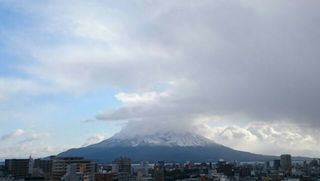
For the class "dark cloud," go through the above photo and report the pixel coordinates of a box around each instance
[93,0,320,128]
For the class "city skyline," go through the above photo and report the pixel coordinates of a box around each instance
[1,0,320,159]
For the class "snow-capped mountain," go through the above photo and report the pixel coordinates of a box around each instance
[59,131,275,162]
[89,132,217,148]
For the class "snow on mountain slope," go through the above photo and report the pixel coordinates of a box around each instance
[60,131,277,162]
[88,132,218,148]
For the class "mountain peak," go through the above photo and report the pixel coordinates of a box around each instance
[60,131,275,162]
[88,131,217,148]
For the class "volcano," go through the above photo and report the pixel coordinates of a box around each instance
[59,132,276,163]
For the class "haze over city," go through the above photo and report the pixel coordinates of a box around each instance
[1,0,320,160]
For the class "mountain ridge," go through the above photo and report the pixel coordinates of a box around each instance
[59,131,280,163]
[88,132,219,148]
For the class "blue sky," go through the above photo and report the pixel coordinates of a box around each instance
[0,1,125,158]
[0,33,124,155]
[1,0,320,159]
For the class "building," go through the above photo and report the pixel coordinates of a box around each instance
[112,157,131,174]
[217,160,234,177]
[273,159,280,170]
[0,163,5,177]
[94,173,114,181]
[280,154,292,174]
[153,161,164,181]
[61,163,85,181]
[51,157,96,181]
[135,161,150,181]
[112,157,132,181]
[5,159,30,179]
[34,158,52,174]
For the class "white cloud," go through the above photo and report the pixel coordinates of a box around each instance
[0,142,68,160]
[115,91,169,105]
[82,134,109,147]
[0,129,25,141]
[0,129,62,159]
[19,132,50,144]
[200,122,320,157]
[1,129,50,143]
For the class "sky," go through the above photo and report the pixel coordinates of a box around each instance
[0,0,320,160]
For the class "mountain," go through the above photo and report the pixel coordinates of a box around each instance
[59,132,276,163]
[89,132,216,147]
